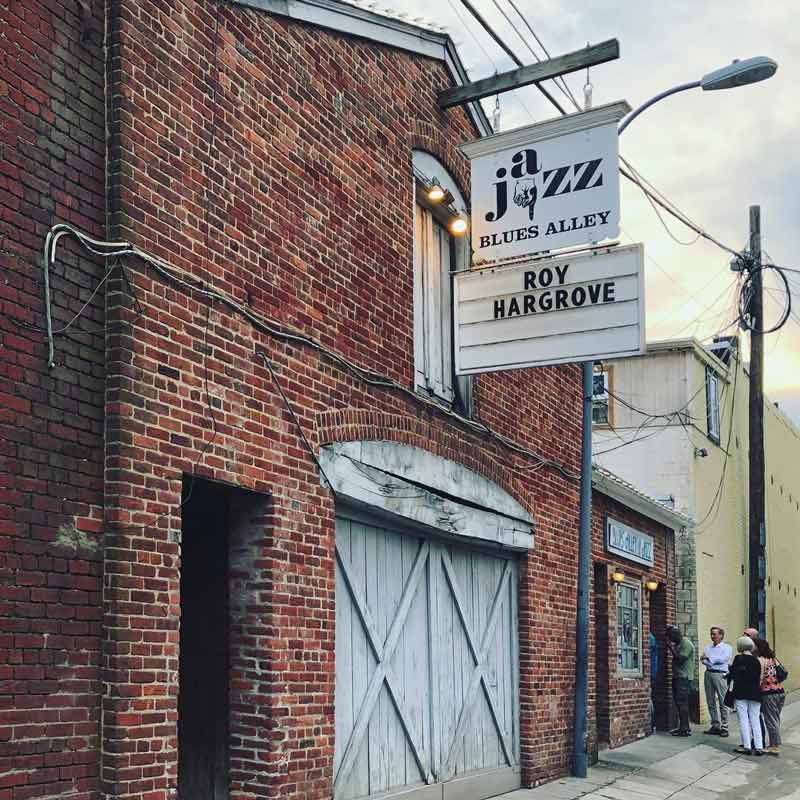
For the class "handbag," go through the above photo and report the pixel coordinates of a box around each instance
[775,660,789,683]
[724,689,735,709]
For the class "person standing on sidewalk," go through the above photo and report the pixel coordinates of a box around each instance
[755,637,785,756]
[666,625,694,736]
[702,627,732,737]
[728,636,764,756]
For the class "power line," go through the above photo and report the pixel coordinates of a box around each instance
[489,0,581,111]
[457,0,567,113]
[504,0,582,110]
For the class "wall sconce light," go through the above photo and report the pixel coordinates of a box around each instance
[645,579,659,592]
[449,215,469,236]
[611,568,626,584]
[694,447,709,458]
[427,181,446,203]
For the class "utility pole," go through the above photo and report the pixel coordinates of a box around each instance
[747,205,766,637]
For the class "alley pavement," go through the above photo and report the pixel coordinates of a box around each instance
[503,695,800,800]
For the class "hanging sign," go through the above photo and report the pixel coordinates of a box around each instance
[606,517,655,567]
[453,243,645,374]
[460,101,630,263]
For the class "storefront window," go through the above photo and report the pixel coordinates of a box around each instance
[616,580,641,673]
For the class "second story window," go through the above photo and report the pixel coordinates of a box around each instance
[412,151,471,414]
[592,366,612,426]
[706,367,720,443]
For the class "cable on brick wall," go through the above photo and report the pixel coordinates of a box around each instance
[38,223,579,499]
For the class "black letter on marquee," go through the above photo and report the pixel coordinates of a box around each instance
[524,271,536,290]
[573,159,604,191]
[494,299,505,319]
[510,149,540,179]
[542,166,572,198]
[603,282,616,302]
[555,289,568,309]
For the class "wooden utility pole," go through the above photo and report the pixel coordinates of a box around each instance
[748,205,766,636]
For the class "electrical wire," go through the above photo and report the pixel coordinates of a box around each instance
[489,0,580,111]
[503,0,582,110]
[38,224,580,497]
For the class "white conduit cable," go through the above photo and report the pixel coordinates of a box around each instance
[40,223,579,481]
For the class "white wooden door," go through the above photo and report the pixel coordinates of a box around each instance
[335,515,519,800]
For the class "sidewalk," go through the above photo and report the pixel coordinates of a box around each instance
[502,694,800,800]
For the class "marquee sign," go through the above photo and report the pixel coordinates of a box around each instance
[453,244,645,374]
[460,101,631,263]
[606,517,655,567]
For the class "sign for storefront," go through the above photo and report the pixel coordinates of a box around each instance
[460,101,630,264]
[453,243,645,374]
[606,517,654,567]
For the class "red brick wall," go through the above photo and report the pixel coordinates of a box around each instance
[100,2,584,797]
[588,491,677,752]
[0,1,106,797]
[3,1,590,798]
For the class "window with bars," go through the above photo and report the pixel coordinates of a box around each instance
[616,580,642,674]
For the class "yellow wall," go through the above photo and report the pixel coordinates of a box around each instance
[688,346,798,710]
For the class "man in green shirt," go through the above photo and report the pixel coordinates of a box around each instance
[666,625,694,736]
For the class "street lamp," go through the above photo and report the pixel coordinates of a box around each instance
[618,56,778,134]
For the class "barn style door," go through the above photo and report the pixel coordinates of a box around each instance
[335,515,519,800]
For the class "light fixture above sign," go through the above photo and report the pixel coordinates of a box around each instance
[460,101,630,264]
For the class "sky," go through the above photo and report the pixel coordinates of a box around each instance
[393,0,800,420]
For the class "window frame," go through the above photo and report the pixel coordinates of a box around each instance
[412,152,472,416]
[705,367,721,444]
[616,577,643,677]
[592,365,613,428]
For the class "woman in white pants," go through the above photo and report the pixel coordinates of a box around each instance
[727,636,764,755]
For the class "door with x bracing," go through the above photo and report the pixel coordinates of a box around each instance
[334,515,520,800]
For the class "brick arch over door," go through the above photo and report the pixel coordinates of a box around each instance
[409,125,471,200]
[316,409,530,513]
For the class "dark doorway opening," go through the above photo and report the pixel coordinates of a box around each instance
[593,563,610,748]
[178,477,232,800]
[648,585,671,730]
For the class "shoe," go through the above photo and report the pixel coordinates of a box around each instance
[752,749,764,757]
[734,746,751,755]
[718,729,729,738]
[671,729,691,737]
[704,726,721,735]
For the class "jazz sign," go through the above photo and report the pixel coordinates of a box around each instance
[461,101,631,263]
[454,244,645,374]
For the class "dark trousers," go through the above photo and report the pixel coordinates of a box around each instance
[673,677,691,731]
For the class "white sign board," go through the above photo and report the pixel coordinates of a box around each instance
[606,517,655,567]
[461,101,630,263]
[454,244,645,374]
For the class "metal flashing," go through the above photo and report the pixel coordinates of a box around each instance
[592,464,693,531]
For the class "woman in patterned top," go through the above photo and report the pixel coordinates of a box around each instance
[755,638,785,756]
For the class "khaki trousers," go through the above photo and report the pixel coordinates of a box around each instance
[704,670,729,729]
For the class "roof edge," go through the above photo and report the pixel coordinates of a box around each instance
[592,464,693,531]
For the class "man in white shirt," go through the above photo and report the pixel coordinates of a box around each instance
[701,626,733,736]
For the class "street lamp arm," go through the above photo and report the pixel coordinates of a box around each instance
[618,80,701,135]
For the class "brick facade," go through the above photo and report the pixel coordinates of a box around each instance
[0,1,106,798]
[0,1,667,798]
[588,491,677,753]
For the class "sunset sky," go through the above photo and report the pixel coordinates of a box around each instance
[397,0,800,419]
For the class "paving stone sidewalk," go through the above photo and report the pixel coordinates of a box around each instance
[502,694,800,800]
